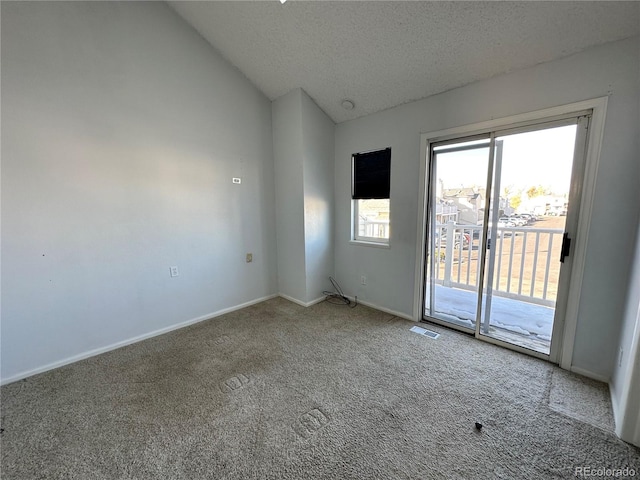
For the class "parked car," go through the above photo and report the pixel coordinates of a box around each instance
[517,214,535,224]
[548,207,567,216]
[486,221,507,238]
[436,230,471,250]
[499,216,517,227]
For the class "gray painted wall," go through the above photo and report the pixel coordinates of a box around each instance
[334,36,640,379]
[1,1,277,382]
[273,89,335,304]
[273,90,307,302]
[611,219,640,446]
[301,92,335,303]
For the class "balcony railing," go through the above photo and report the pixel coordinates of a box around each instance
[359,219,390,239]
[431,222,564,307]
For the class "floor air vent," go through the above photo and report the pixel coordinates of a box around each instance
[409,326,440,339]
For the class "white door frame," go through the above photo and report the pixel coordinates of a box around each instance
[413,97,608,371]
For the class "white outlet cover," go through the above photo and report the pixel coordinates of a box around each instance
[232,177,241,184]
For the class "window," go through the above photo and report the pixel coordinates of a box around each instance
[354,198,390,242]
[352,148,391,243]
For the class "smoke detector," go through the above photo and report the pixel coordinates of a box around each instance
[341,99,355,110]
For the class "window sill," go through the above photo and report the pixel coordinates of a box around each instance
[349,240,390,249]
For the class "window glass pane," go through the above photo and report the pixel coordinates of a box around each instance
[356,199,390,240]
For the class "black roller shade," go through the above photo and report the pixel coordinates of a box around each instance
[352,148,391,199]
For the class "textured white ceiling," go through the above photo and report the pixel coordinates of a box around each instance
[169,1,640,123]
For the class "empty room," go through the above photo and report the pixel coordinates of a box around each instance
[2,1,639,478]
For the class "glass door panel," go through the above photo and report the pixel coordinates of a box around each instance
[424,138,491,332]
[479,124,579,355]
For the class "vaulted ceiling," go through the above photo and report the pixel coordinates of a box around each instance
[170,1,640,123]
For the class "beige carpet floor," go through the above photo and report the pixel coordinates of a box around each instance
[1,297,638,479]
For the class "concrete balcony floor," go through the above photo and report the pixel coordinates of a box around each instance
[426,284,554,354]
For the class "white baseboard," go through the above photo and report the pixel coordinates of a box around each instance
[278,292,414,321]
[569,366,610,384]
[278,293,326,307]
[306,296,327,307]
[0,293,279,386]
[278,291,414,322]
[610,384,621,433]
[348,297,415,321]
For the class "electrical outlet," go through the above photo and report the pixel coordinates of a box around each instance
[170,266,179,277]
[618,348,624,367]
[232,177,241,184]
[360,275,366,285]
[246,253,253,263]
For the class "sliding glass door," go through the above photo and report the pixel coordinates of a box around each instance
[425,137,491,333]
[424,115,590,359]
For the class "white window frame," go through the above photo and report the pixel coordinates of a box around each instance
[352,198,390,246]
